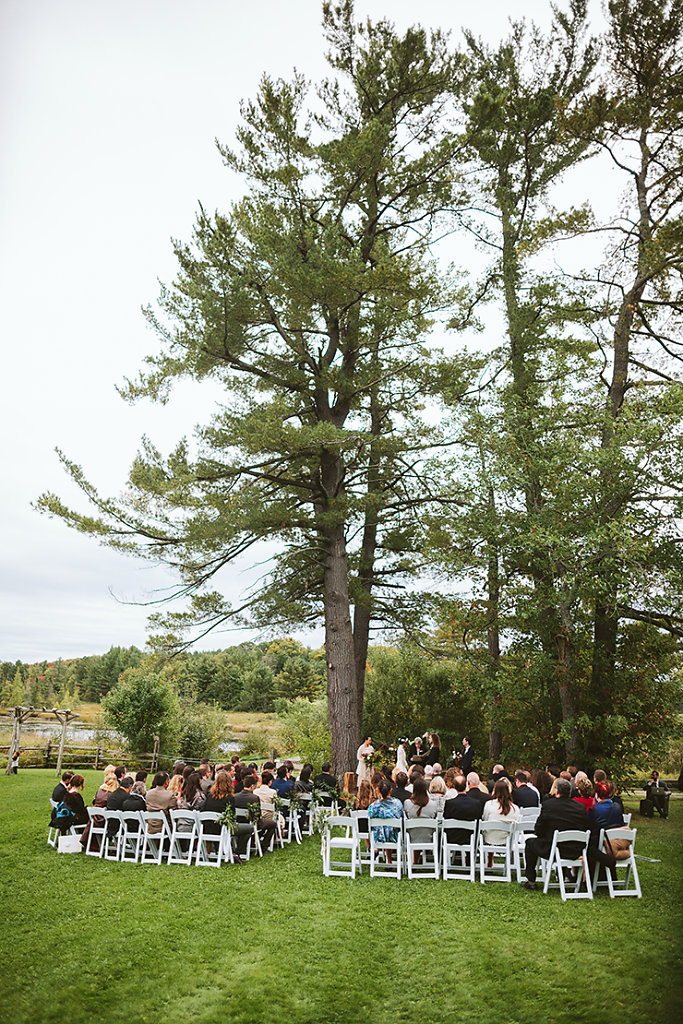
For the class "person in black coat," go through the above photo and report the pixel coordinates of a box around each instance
[391,772,411,804]
[513,770,540,808]
[106,776,142,834]
[522,779,613,889]
[460,737,474,776]
[51,771,74,804]
[443,776,484,844]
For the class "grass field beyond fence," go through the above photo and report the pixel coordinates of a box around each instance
[2,770,681,1024]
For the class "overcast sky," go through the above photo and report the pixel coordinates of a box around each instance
[1,0,605,663]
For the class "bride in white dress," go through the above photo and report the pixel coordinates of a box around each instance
[356,735,374,784]
[395,740,409,775]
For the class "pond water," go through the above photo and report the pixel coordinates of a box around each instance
[9,720,240,752]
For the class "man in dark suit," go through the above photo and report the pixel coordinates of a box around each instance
[106,775,145,835]
[465,773,491,811]
[522,779,591,889]
[391,772,411,804]
[234,774,277,853]
[460,737,474,776]
[51,771,73,804]
[513,770,540,808]
[443,775,483,844]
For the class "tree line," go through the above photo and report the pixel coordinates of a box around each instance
[37,0,683,772]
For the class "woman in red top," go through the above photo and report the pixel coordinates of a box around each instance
[573,774,596,812]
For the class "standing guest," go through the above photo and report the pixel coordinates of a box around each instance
[395,741,409,776]
[424,733,442,767]
[409,736,424,765]
[481,779,521,846]
[391,772,411,804]
[146,771,178,833]
[52,771,74,804]
[460,737,474,776]
[10,748,22,773]
[513,770,540,808]
[356,735,374,785]
[131,771,148,797]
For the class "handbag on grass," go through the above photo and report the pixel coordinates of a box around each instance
[58,834,83,854]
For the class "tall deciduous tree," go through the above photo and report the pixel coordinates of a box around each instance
[38,3,468,772]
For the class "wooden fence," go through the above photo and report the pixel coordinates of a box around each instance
[0,743,161,772]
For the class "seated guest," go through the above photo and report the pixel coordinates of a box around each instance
[513,770,540,808]
[590,781,625,830]
[391,772,411,804]
[429,775,447,814]
[106,775,141,835]
[177,772,205,825]
[94,765,119,807]
[443,775,484,843]
[295,766,314,793]
[466,772,491,810]
[146,771,178,833]
[63,774,89,829]
[313,762,338,801]
[370,771,384,799]
[406,764,425,792]
[481,779,521,845]
[487,764,510,792]
[202,770,235,838]
[368,778,403,861]
[530,768,552,802]
[234,774,277,852]
[573,776,596,813]
[199,760,214,795]
[404,777,438,846]
[132,771,148,797]
[522,779,589,889]
[271,765,294,797]
[443,768,459,800]
[167,763,186,797]
[254,771,277,821]
[644,770,670,819]
[51,771,73,804]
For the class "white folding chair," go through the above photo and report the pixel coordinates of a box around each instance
[167,809,199,865]
[404,819,440,878]
[442,819,478,881]
[84,806,109,857]
[541,829,593,900]
[119,811,145,863]
[592,827,641,898]
[622,812,632,827]
[298,794,314,836]
[235,807,262,860]
[140,811,172,865]
[369,816,403,878]
[479,820,514,883]
[195,812,233,867]
[512,818,538,882]
[322,815,359,877]
[351,810,371,872]
[48,799,59,848]
[519,806,541,826]
[101,811,124,860]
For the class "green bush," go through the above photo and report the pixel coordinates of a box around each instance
[239,726,273,760]
[102,666,180,754]
[276,698,331,766]
[178,702,227,760]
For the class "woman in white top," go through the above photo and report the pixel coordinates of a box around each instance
[429,775,447,814]
[356,735,374,785]
[481,779,520,844]
[395,741,409,776]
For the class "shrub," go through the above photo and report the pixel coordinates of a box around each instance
[276,698,331,766]
[102,667,180,754]
[239,726,273,760]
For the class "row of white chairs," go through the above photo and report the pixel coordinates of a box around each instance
[321,811,640,899]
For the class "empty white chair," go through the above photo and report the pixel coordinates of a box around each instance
[404,818,440,879]
[322,815,359,877]
[101,811,124,861]
[195,812,233,867]
[351,810,371,872]
[512,818,538,883]
[592,827,641,898]
[479,820,514,883]
[519,806,541,825]
[442,819,478,882]
[140,811,172,865]
[167,809,199,866]
[119,811,145,863]
[369,816,403,879]
[541,829,593,900]
[84,806,109,858]
[622,812,632,827]
[298,793,314,836]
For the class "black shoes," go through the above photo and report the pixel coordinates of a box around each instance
[521,881,538,891]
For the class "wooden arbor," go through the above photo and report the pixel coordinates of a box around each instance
[4,705,80,776]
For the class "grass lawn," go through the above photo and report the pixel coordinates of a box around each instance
[2,771,681,1024]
